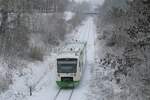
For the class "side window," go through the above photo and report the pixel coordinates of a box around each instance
[79,51,84,72]
[79,60,81,72]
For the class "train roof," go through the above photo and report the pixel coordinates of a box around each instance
[57,41,86,59]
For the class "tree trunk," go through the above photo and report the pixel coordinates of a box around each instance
[0,8,8,34]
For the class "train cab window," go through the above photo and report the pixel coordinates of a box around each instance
[57,58,77,73]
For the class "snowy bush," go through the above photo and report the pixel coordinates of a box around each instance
[29,46,44,61]
[0,74,10,93]
[95,0,150,100]
[0,59,13,93]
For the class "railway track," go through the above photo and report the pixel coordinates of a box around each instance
[53,18,92,100]
[53,88,74,100]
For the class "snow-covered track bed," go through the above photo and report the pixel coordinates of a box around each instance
[53,89,74,100]
[25,17,96,100]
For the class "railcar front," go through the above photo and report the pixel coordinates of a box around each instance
[56,57,80,88]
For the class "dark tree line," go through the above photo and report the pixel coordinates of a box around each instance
[95,0,150,99]
[0,0,69,58]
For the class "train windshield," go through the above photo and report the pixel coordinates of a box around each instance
[57,58,77,73]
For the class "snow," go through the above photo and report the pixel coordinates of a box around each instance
[26,17,96,100]
[0,16,99,100]
[0,0,112,99]
[64,12,75,21]
[72,17,96,100]
[0,54,57,100]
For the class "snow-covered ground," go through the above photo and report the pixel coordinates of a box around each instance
[25,17,96,100]
[64,12,75,21]
[0,12,120,100]
[0,14,106,100]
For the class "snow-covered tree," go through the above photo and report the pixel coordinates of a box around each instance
[95,0,150,99]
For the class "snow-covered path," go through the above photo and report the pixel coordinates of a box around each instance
[27,17,97,100]
[71,17,96,100]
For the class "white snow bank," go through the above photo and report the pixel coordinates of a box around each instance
[0,54,57,100]
[64,11,75,21]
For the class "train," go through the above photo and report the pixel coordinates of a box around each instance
[56,41,87,88]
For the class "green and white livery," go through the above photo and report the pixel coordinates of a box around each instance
[56,41,87,88]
